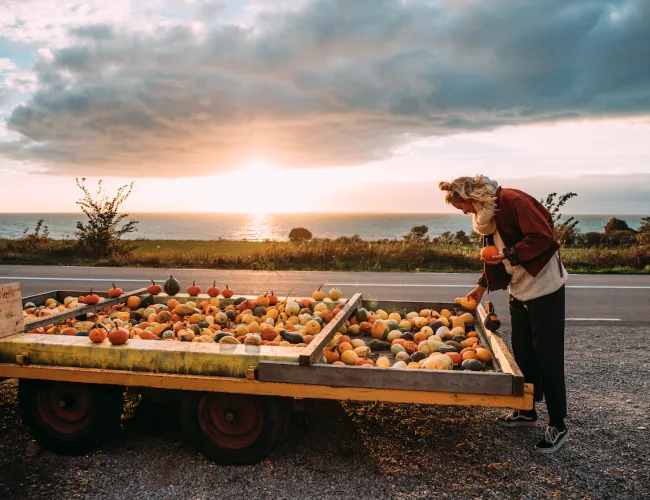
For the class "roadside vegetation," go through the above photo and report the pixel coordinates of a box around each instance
[1,182,649,273]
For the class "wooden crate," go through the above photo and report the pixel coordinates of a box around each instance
[258,298,524,397]
[1,290,360,378]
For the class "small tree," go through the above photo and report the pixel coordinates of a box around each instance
[75,178,138,257]
[407,225,429,240]
[289,227,313,242]
[604,217,631,234]
[541,192,579,244]
[454,230,471,245]
[432,231,452,244]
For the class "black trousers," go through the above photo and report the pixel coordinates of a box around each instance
[509,285,567,424]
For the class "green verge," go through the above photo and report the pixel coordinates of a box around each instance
[1,238,649,274]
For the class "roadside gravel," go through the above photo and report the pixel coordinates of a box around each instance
[1,323,648,499]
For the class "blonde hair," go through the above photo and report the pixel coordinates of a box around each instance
[439,175,500,235]
[438,175,499,206]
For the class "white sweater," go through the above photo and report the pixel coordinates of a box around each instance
[493,230,568,302]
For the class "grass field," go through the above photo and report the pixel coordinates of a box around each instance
[1,237,649,273]
[132,239,282,255]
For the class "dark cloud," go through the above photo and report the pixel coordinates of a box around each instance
[1,0,650,176]
[69,24,114,41]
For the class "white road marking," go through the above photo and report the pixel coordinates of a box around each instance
[0,277,157,282]
[566,318,622,321]
[324,283,650,289]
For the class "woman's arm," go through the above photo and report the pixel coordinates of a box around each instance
[501,194,557,265]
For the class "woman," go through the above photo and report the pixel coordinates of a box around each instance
[439,175,568,454]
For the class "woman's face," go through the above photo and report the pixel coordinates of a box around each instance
[450,198,476,214]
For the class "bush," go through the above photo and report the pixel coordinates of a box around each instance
[603,230,637,247]
[582,232,605,247]
[406,225,429,240]
[288,227,313,241]
[605,217,632,234]
[75,178,138,258]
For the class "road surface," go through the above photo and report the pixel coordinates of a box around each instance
[2,265,649,324]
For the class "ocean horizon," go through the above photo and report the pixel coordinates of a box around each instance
[0,212,645,242]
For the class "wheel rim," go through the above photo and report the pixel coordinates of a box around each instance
[197,394,263,450]
[36,382,94,434]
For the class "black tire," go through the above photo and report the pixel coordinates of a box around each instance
[180,392,291,465]
[18,379,124,455]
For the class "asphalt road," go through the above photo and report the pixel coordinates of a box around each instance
[2,264,650,324]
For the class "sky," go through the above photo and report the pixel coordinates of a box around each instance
[1,0,650,214]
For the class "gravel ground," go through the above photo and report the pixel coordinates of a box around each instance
[1,323,649,500]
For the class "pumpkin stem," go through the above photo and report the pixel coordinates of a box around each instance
[213,280,216,288]
[285,288,294,301]
[192,280,196,286]
[317,284,323,292]
[111,283,116,289]
[151,280,156,286]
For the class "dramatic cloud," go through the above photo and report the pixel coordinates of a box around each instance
[1,0,650,176]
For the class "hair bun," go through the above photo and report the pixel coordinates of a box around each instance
[438,181,451,191]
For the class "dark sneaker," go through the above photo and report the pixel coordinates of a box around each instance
[496,409,538,427]
[535,426,569,454]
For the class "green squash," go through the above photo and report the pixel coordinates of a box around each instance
[462,359,485,371]
[161,330,175,340]
[355,308,369,322]
[233,297,246,305]
[438,344,457,354]
[163,275,181,295]
[75,330,90,337]
[253,306,266,317]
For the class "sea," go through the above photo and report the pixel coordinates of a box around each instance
[0,213,645,242]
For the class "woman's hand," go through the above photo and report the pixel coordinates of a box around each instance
[481,252,506,265]
[467,286,486,304]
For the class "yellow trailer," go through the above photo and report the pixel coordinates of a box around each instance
[0,283,532,465]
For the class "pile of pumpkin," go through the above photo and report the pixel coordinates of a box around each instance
[23,278,346,348]
[321,297,493,371]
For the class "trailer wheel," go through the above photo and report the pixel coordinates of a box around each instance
[18,379,123,455]
[180,392,291,465]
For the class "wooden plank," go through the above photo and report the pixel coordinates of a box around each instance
[258,361,515,395]
[477,304,525,396]
[361,300,463,313]
[0,364,534,410]
[0,283,24,340]
[298,293,362,366]
[0,332,301,377]
[23,287,148,331]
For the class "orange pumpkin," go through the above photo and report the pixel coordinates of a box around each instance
[222,285,234,298]
[445,352,462,366]
[467,331,479,338]
[187,281,201,296]
[481,245,500,261]
[147,280,162,295]
[207,281,220,297]
[108,328,129,345]
[108,284,123,298]
[323,347,340,364]
[268,291,278,306]
[462,350,478,361]
[402,341,418,353]
[299,298,312,309]
[256,294,270,307]
[62,327,77,336]
[336,335,352,345]
[89,328,107,343]
[85,290,100,305]
[126,296,141,310]
[359,321,372,334]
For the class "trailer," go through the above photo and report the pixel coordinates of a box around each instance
[0,282,532,465]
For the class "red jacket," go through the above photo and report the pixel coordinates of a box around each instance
[478,187,561,292]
